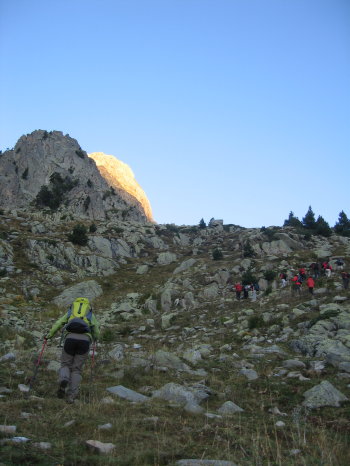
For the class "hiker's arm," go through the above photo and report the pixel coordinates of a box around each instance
[90,314,100,341]
[47,313,68,339]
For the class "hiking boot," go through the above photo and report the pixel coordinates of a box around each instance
[57,379,68,399]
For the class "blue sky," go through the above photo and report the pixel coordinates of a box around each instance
[1,0,349,227]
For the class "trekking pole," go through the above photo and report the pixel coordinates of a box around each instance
[27,338,48,393]
[90,341,96,383]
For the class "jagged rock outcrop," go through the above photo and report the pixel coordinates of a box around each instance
[0,130,150,222]
[88,152,153,222]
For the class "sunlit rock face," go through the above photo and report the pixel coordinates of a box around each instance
[89,152,154,223]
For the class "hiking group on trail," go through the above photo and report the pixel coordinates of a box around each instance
[233,259,349,301]
[45,297,100,404]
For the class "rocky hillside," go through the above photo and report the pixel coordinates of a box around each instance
[1,212,350,465]
[0,130,151,223]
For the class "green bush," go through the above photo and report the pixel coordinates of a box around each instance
[248,315,264,330]
[35,172,78,210]
[243,240,255,257]
[67,224,88,246]
[89,223,97,233]
[212,248,223,260]
[242,270,258,285]
[263,270,276,281]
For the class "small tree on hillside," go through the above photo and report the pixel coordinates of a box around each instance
[68,224,88,246]
[212,248,223,260]
[302,206,316,230]
[334,210,350,237]
[243,240,255,258]
[283,211,302,228]
[315,215,332,237]
[199,218,206,229]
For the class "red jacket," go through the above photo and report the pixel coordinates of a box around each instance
[234,283,243,292]
[306,277,315,288]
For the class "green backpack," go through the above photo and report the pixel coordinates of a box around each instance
[65,297,92,334]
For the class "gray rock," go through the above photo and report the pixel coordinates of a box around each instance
[152,382,211,406]
[151,350,190,372]
[239,368,259,380]
[136,265,149,274]
[218,401,244,415]
[106,385,149,403]
[0,352,16,362]
[86,439,116,454]
[282,359,306,370]
[302,380,348,408]
[108,344,125,361]
[173,258,196,274]
[157,252,177,265]
[53,280,103,307]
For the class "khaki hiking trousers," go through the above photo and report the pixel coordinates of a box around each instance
[59,333,90,399]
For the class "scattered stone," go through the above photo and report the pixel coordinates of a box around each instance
[0,425,16,434]
[269,407,287,416]
[275,421,286,427]
[239,368,259,381]
[63,420,76,428]
[152,382,210,407]
[86,439,116,454]
[98,423,113,430]
[282,359,306,370]
[106,385,149,403]
[302,380,348,408]
[218,401,244,415]
[18,384,30,393]
[0,352,16,362]
[33,442,52,450]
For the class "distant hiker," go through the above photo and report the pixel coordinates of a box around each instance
[306,276,315,295]
[310,262,320,279]
[341,272,350,290]
[234,283,243,300]
[46,297,100,404]
[299,268,306,281]
[325,264,332,278]
[336,259,344,271]
[174,298,180,307]
[279,272,287,288]
[322,261,329,275]
[250,283,257,302]
[291,275,302,295]
[243,284,249,299]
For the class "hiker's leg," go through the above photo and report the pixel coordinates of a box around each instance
[68,340,90,399]
[59,346,74,384]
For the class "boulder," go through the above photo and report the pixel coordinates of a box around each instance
[302,380,348,408]
[52,280,103,307]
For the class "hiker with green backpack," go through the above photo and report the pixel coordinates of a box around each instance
[46,297,100,404]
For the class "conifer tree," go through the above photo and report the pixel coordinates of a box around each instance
[334,210,350,237]
[315,215,332,237]
[302,206,316,230]
[199,218,206,229]
[283,211,302,228]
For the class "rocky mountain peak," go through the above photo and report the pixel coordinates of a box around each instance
[0,130,152,223]
[88,152,153,222]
